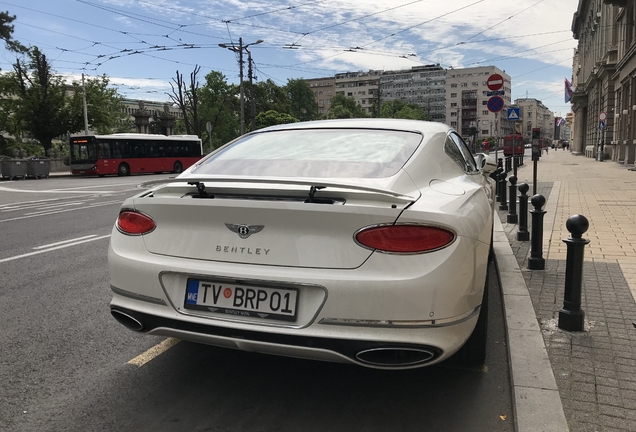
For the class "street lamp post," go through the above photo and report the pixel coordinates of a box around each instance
[218,38,263,135]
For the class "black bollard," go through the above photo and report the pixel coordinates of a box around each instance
[517,183,530,241]
[494,167,503,202]
[499,171,508,211]
[527,194,546,270]
[513,155,518,177]
[507,175,518,223]
[558,215,590,332]
[505,157,511,173]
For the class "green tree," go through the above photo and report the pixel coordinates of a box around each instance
[284,78,318,122]
[0,47,129,153]
[326,94,369,119]
[379,99,429,120]
[255,110,298,129]
[67,74,131,134]
[9,47,72,152]
[198,71,240,151]
[0,11,26,53]
[251,79,289,117]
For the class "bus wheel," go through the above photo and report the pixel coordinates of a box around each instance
[173,161,183,174]
[118,163,130,176]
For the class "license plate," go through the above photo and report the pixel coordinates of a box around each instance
[184,279,298,322]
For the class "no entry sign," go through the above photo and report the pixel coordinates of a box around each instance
[487,74,504,91]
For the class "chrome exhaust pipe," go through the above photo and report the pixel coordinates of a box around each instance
[111,309,144,331]
[356,347,435,367]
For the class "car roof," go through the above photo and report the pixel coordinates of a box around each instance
[256,118,453,135]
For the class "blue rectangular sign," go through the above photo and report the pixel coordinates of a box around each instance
[507,107,520,121]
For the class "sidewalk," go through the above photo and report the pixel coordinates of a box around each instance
[498,150,636,432]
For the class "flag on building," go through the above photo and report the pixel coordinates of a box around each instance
[565,78,573,103]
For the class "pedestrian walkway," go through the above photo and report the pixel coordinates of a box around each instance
[498,150,636,432]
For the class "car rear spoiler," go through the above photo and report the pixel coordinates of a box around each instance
[139,176,419,201]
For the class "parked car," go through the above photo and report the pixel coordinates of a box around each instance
[108,118,497,369]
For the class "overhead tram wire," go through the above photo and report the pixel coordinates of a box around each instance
[283,0,486,68]
[285,0,428,49]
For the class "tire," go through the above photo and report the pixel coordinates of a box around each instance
[457,250,491,366]
[173,161,183,174]
[117,163,130,176]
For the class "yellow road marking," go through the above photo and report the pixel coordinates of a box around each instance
[127,338,181,367]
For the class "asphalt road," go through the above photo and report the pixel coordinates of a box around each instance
[0,174,514,432]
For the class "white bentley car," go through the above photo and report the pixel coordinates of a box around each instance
[108,119,496,369]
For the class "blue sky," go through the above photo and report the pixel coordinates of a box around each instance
[0,0,578,117]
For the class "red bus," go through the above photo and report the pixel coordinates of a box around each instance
[70,133,203,176]
[503,133,525,156]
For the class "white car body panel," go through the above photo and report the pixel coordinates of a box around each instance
[108,118,495,369]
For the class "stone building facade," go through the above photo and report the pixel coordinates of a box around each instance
[571,0,636,162]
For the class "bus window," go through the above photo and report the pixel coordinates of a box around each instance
[99,141,112,159]
[132,143,146,158]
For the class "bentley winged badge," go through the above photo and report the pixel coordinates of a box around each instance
[225,223,265,239]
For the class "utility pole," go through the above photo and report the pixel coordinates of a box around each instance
[218,38,263,136]
[238,38,244,135]
[82,73,89,135]
[247,48,256,132]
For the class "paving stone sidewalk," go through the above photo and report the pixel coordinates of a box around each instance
[496,151,636,432]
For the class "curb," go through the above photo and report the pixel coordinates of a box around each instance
[493,213,569,432]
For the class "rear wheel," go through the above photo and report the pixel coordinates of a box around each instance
[117,163,130,176]
[173,161,183,174]
[457,248,492,366]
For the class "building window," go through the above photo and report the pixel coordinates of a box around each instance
[451,83,457,88]
[451,93,457,98]
[482,130,488,135]
[472,82,478,86]
[451,102,457,107]
[451,112,457,117]
[482,101,487,105]
[451,121,457,127]
[482,110,489,115]
[461,83,468,87]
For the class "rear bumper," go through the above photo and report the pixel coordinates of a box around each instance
[108,226,488,369]
[110,304,453,368]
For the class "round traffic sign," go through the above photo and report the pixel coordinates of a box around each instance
[487,96,504,113]
[599,112,607,121]
[486,74,504,91]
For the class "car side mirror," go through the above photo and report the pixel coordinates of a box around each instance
[474,153,497,174]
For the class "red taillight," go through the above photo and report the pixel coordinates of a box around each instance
[355,225,455,253]
[116,210,156,235]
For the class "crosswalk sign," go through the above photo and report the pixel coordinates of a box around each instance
[507,107,520,121]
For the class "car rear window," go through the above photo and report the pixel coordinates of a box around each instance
[192,128,423,179]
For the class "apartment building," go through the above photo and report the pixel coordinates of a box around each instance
[305,77,336,116]
[445,66,513,139]
[514,98,556,143]
[380,64,447,122]
[334,70,382,115]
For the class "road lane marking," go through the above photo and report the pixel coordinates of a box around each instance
[0,185,117,194]
[0,200,122,223]
[127,338,181,367]
[0,234,111,263]
[1,201,88,212]
[23,200,121,216]
[32,235,98,250]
